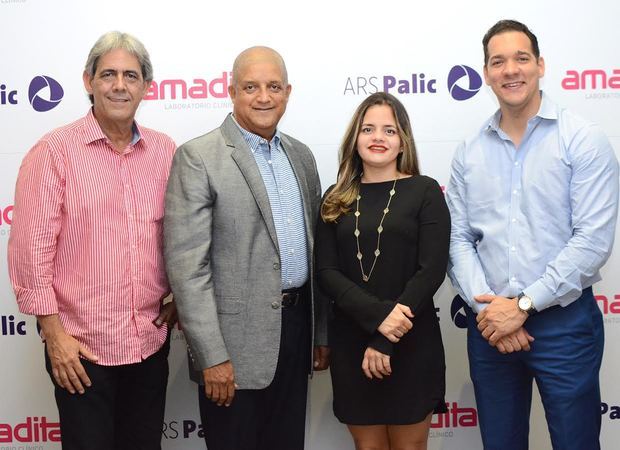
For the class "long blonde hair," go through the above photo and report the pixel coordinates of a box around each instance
[321,92,420,222]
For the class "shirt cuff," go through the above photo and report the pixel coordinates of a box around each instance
[523,281,556,312]
[14,286,58,316]
[469,290,495,314]
[367,332,394,356]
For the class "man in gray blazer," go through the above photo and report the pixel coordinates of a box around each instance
[164,46,329,450]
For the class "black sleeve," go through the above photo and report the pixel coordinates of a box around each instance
[397,179,451,316]
[367,332,394,356]
[315,202,394,335]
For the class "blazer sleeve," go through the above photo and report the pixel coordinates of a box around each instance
[307,153,329,347]
[164,141,229,371]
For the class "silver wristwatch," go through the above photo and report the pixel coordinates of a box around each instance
[517,292,537,316]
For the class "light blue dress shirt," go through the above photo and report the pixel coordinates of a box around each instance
[447,92,619,313]
[233,117,309,290]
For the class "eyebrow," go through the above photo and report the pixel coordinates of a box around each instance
[490,50,533,60]
[99,69,140,75]
[361,123,396,127]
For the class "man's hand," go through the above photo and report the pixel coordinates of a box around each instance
[361,347,392,380]
[154,300,178,328]
[377,303,414,343]
[202,360,237,407]
[495,327,535,354]
[39,315,98,395]
[313,346,330,371]
[475,294,527,345]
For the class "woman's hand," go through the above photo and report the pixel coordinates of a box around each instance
[377,303,414,343]
[362,347,392,379]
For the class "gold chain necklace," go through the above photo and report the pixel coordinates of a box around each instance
[354,177,398,282]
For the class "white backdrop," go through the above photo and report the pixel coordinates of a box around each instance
[1,0,619,449]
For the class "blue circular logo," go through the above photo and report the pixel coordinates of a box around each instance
[447,65,482,101]
[28,75,64,112]
[450,295,468,328]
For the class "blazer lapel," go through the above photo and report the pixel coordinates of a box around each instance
[280,135,314,249]
[222,115,280,254]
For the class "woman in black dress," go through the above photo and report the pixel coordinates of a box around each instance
[316,92,450,450]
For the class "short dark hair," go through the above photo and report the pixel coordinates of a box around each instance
[482,20,540,65]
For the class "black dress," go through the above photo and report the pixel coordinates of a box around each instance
[315,175,450,425]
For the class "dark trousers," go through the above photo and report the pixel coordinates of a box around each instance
[467,287,603,450]
[198,295,311,450]
[45,337,170,450]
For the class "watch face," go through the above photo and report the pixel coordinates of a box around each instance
[518,296,533,311]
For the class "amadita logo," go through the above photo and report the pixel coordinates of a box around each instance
[28,75,63,112]
[450,295,468,329]
[447,65,482,101]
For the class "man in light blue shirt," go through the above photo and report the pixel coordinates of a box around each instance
[447,20,618,450]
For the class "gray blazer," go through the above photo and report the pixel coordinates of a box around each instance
[164,114,328,389]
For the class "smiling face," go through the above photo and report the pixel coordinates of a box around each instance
[356,104,402,177]
[484,30,545,116]
[228,48,291,140]
[83,48,149,128]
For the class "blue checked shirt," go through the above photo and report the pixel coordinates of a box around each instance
[233,117,309,289]
[447,92,619,313]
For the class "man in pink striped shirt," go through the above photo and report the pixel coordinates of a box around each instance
[8,31,177,450]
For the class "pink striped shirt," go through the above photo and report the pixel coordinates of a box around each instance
[8,109,176,365]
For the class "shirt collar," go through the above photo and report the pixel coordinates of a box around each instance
[231,114,281,154]
[486,91,558,132]
[82,108,142,147]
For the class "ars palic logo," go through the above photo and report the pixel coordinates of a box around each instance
[1,315,26,336]
[0,76,64,111]
[343,64,482,101]
[602,401,620,420]
[447,65,482,101]
[450,295,468,329]
[162,418,205,440]
[29,75,64,112]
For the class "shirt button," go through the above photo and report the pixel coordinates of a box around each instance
[514,161,519,166]
[511,276,516,281]
[271,301,281,309]
[512,190,518,195]
[512,218,517,223]
[273,262,280,270]
[511,246,516,251]
[268,160,272,165]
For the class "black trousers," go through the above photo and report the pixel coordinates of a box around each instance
[45,337,170,450]
[198,294,311,450]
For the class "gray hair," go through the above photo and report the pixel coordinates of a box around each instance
[84,31,153,103]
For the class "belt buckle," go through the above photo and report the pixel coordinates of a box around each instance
[281,291,300,308]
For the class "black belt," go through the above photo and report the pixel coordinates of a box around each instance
[280,286,305,308]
